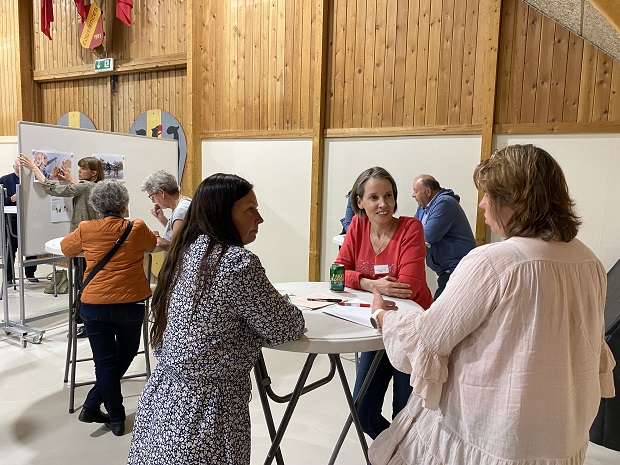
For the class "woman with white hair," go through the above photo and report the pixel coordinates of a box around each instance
[141,170,191,251]
[61,180,157,437]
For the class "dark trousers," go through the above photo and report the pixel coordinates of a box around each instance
[5,215,36,282]
[80,301,145,423]
[435,269,453,299]
[352,351,412,439]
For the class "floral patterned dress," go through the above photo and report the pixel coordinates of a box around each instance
[127,237,305,465]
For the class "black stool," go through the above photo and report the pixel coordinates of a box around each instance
[63,258,152,413]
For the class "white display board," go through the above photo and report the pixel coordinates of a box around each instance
[18,122,178,256]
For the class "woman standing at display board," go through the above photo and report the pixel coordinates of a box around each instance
[20,154,104,231]
[141,169,191,251]
[20,153,105,337]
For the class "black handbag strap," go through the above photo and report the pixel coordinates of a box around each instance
[81,221,133,292]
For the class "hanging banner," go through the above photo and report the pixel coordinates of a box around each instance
[79,3,104,49]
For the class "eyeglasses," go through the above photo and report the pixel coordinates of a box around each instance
[148,192,157,201]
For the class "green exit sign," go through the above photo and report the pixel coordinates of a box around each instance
[94,58,114,72]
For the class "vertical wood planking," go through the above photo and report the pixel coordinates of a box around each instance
[520,8,542,123]
[414,0,431,126]
[392,0,409,127]
[460,0,479,124]
[436,0,455,126]
[332,0,345,129]
[382,1,397,127]
[448,0,466,125]
[372,0,387,128]
[342,0,358,128]
[351,0,366,128]
[548,26,569,123]
[533,16,555,124]
[592,50,612,121]
[362,0,377,128]
[424,0,442,126]
[284,0,293,129]
[494,0,515,124]
[403,0,420,126]
[577,41,598,122]
[609,60,620,121]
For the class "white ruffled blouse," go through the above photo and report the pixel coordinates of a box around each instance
[369,237,616,465]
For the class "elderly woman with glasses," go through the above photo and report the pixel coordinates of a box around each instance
[141,170,191,251]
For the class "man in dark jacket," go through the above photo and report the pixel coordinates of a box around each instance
[0,158,38,283]
[412,175,476,298]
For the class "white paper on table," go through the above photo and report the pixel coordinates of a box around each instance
[322,298,373,328]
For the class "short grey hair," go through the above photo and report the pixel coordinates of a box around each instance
[89,180,129,217]
[141,170,179,196]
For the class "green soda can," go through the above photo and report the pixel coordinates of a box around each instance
[330,263,345,292]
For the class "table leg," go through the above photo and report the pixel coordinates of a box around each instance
[328,350,385,465]
[253,355,285,465]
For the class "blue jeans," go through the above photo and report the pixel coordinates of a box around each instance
[80,301,145,423]
[352,351,412,439]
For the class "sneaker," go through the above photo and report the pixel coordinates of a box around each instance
[27,277,40,283]
[76,326,88,338]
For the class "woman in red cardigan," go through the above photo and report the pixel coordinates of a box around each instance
[335,166,432,439]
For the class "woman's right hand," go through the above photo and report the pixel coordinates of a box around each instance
[363,275,412,299]
[19,154,46,183]
[150,204,167,223]
[19,154,36,172]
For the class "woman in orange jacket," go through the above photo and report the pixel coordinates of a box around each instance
[61,180,157,437]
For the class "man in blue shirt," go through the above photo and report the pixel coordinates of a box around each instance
[0,159,38,283]
[412,175,476,298]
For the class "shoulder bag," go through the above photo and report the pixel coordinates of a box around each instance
[74,221,134,323]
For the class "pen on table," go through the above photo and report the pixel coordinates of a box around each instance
[307,298,343,303]
[338,302,371,308]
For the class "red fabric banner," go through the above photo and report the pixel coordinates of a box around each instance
[116,0,133,26]
[74,0,86,23]
[41,0,54,40]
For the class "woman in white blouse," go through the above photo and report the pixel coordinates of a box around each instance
[368,144,616,465]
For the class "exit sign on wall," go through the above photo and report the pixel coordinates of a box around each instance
[94,58,114,72]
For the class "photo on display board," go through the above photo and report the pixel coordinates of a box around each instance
[51,196,72,223]
[95,153,125,181]
[31,149,72,183]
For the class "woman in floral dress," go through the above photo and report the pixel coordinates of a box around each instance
[128,173,305,465]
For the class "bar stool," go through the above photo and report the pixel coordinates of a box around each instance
[63,259,152,413]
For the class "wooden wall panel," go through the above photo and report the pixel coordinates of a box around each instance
[495,0,620,125]
[40,78,112,130]
[326,0,492,130]
[114,70,187,134]
[0,1,19,135]
[201,0,315,133]
[31,0,186,72]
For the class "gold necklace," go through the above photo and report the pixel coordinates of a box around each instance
[371,221,396,254]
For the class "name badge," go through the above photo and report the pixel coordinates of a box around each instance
[374,264,389,275]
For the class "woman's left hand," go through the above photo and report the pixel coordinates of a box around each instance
[57,165,75,183]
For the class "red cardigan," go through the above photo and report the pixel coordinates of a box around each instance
[335,215,433,310]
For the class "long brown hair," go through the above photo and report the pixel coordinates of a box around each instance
[473,144,581,241]
[149,173,253,348]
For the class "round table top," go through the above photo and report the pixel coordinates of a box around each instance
[270,282,422,354]
[45,237,64,256]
